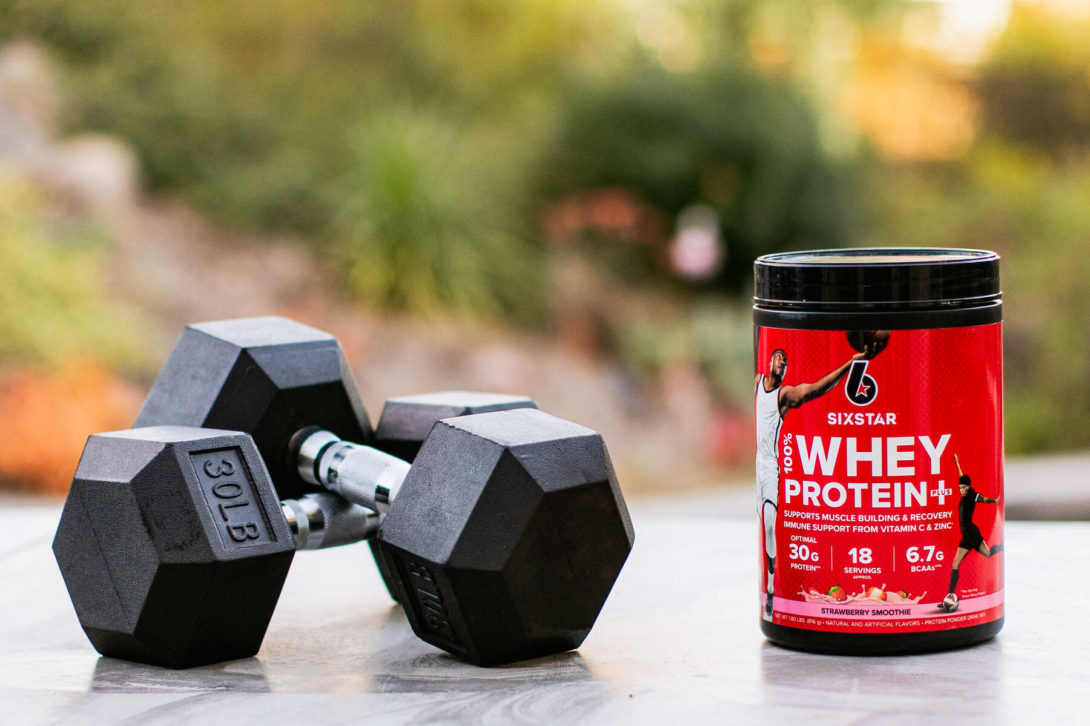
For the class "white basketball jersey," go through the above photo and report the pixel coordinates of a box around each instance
[755,375,783,469]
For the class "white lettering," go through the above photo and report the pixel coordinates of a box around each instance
[802,480,820,506]
[886,437,915,476]
[919,434,951,475]
[905,481,927,507]
[784,478,801,503]
[848,481,868,507]
[847,437,883,477]
[824,481,847,507]
[796,436,841,476]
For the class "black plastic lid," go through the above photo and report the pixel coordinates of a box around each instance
[754,248,1001,310]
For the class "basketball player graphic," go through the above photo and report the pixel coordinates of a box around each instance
[755,334,888,621]
[941,454,1002,612]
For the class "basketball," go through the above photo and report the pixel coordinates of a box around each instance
[942,593,959,612]
[845,330,891,354]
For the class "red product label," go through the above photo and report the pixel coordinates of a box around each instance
[754,325,1003,633]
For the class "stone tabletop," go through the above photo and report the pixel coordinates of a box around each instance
[1,502,1086,725]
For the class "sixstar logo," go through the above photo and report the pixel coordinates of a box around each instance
[844,360,878,406]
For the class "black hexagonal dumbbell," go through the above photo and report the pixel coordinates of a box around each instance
[373,391,538,462]
[132,317,540,604]
[133,316,373,502]
[369,391,539,601]
[53,426,380,669]
[134,317,635,666]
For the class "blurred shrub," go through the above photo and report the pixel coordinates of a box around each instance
[544,60,863,288]
[0,0,613,323]
[0,0,865,315]
[0,178,147,370]
[613,293,753,406]
[0,0,344,236]
[334,109,545,323]
[0,177,149,492]
[976,4,1090,158]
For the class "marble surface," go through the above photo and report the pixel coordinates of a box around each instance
[2,503,1087,725]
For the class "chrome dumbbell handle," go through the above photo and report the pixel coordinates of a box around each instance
[295,429,410,515]
[281,492,380,550]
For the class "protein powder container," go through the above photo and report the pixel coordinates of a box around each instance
[753,248,1003,654]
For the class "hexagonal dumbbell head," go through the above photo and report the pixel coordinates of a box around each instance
[375,408,635,666]
[135,317,372,500]
[52,427,296,669]
[368,391,538,601]
[373,391,538,463]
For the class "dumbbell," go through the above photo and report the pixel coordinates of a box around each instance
[131,316,635,666]
[136,313,537,598]
[364,390,538,599]
[53,426,381,669]
[373,390,541,462]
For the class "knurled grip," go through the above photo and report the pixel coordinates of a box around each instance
[282,492,380,550]
[316,441,410,514]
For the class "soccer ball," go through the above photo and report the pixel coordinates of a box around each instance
[942,593,959,612]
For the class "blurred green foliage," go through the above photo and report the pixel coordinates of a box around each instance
[335,109,545,320]
[2,0,1088,456]
[548,59,861,287]
[977,5,1090,158]
[0,0,865,316]
[0,0,593,322]
[0,178,147,370]
[615,296,754,409]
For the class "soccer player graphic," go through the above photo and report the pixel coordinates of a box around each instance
[754,336,887,621]
[941,454,1002,612]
